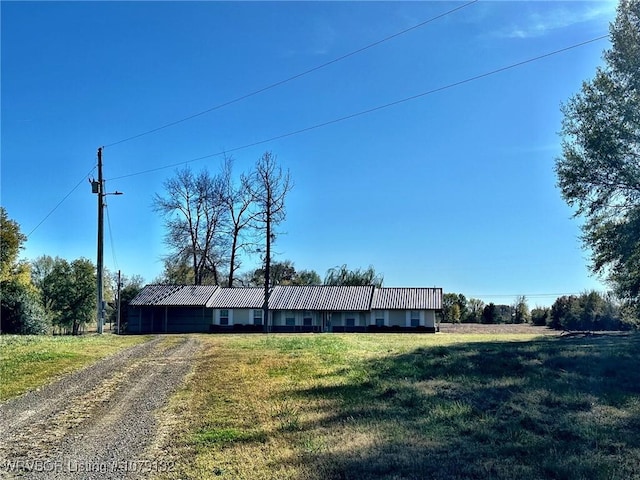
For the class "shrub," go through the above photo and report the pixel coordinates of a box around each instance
[0,280,49,334]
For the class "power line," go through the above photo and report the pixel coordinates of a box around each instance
[27,165,97,238]
[109,34,609,182]
[103,0,478,148]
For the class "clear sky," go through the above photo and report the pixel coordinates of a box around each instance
[1,1,618,307]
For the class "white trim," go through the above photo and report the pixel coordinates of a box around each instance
[253,309,263,326]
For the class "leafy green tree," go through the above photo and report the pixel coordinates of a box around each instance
[324,264,383,287]
[464,298,485,323]
[443,293,465,323]
[246,261,320,286]
[1,280,48,334]
[250,260,296,286]
[0,209,48,334]
[550,295,578,330]
[0,207,27,282]
[512,295,531,324]
[41,258,96,335]
[291,269,322,286]
[530,307,550,327]
[496,304,512,324]
[31,255,58,327]
[481,303,498,324]
[556,0,640,311]
[549,292,624,331]
[450,304,461,324]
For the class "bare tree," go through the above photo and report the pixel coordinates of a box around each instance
[153,167,229,285]
[247,152,293,331]
[221,156,259,287]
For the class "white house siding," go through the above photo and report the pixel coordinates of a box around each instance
[231,309,251,325]
[270,310,320,332]
[424,310,436,329]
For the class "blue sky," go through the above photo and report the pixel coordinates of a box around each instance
[1,1,618,307]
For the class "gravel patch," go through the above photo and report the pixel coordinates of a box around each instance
[0,335,201,479]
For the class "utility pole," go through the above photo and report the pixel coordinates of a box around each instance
[116,270,122,334]
[263,207,271,333]
[91,148,123,334]
[96,147,105,334]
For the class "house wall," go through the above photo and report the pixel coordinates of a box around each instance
[212,308,264,326]
[424,310,436,329]
[388,311,405,327]
[270,310,321,332]
[331,312,366,327]
[127,306,211,333]
[128,306,439,334]
[366,309,438,332]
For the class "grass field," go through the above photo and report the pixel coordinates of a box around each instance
[159,330,640,480]
[0,334,151,401]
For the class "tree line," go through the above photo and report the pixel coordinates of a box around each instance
[441,291,635,331]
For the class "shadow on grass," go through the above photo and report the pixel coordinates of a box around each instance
[284,334,640,480]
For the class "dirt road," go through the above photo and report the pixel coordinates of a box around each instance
[0,335,200,479]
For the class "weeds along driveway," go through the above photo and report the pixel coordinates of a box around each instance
[0,335,201,480]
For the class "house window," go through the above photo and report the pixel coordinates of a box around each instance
[345,318,355,327]
[376,317,385,327]
[411,310,420,327]
[220,310,229,325]
[285,317,296,327]
[253,309,263,325]
[303,311,313,326]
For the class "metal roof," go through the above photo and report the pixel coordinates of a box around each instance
[130,285,442,311]
[207,288,265,309]
[268,285,375,311]
[129,285,219,307]
[371,287,442,310]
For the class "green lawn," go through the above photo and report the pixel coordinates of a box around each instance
[160,332,640,480]
[0,334,151,401]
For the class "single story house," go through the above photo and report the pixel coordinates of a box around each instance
[127,284,442,334]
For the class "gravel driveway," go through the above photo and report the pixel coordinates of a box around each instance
[0,335,200,479]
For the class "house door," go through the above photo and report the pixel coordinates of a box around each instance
[322,312,332,333]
